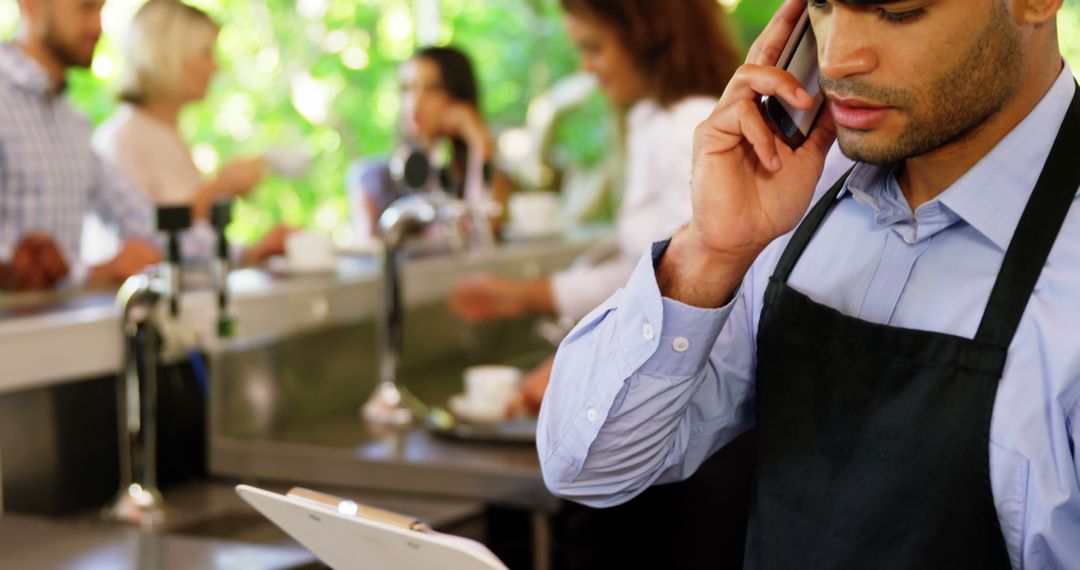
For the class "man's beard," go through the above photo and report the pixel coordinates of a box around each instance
[825,1,1024,165]
[42,17,95,70]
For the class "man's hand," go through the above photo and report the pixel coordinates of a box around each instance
[660,0,837,308]
[0,233,70,291]
[88,238,162,287]
[449,274,554,323]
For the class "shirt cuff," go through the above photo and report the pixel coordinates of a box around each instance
[638,294,735,378]
[612,240,738,379]
[622,238,738,380]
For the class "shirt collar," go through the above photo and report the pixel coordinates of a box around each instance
[836,62,1076,252]
[0,42,63,97]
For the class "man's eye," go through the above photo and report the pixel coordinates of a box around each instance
[878,7,925,23]
[807,0,829,8]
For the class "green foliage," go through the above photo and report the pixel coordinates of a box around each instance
[3,0,1080,245]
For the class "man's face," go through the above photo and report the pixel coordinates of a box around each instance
[811,0,1024,165]
[37,0,105,69]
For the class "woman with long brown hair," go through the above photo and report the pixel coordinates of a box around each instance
[452,2,752,567]
[451,0,742,412]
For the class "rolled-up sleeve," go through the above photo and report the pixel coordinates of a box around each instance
[538,241,757,507]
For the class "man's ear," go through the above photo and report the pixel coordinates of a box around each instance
[1016,0,1064,26]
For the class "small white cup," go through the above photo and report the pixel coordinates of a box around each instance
[509,192,560,237]
[285,230,335,272]
[463,365,522,417]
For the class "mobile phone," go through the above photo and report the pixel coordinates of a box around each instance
[758,9,826,148]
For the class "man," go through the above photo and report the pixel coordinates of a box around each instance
[539,0,1080,567]
[0,0,161,291]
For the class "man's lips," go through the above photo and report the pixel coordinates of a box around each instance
[828,94,893,130]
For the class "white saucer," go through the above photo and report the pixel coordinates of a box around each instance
[335,239,381,257]
[502,225,563,242]
[267,255,337,276]
[448,393,507,424]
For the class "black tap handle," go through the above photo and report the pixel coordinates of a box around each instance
[155,206,190,317]
[211,200,233,259]
[211,199,232,231]
[403,151,431,190]
[156,205,192,234]
[210,199,235,337]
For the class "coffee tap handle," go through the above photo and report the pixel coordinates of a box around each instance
[155,205,191,317]
[210,199,235,338]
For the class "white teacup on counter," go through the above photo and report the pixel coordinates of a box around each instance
[507,191,561,239]
[450,365,523,423]
[284,230,336,274]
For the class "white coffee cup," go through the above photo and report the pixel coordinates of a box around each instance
[285,230,335,273]
[508,191,560,238]
[263,147,314,180]
[463,365,522,418]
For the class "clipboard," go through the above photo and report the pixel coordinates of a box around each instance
[236,485,508,570]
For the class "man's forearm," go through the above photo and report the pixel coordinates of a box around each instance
[656,227,760,309]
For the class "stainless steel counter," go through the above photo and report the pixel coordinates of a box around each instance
[0,232,602,394]
[0,233,605,570]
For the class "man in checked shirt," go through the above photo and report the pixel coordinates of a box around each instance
[0,0,161,291]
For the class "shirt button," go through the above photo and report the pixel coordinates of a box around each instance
[586,408,598,423]
[672,337,690,353]
[642,323,655,341]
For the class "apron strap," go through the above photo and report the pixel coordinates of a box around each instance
[770,169,853,284]
[975,81,1080,347]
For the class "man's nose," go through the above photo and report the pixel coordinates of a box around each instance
[817,11,878,82]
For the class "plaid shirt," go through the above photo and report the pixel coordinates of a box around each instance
[0,43,152,265]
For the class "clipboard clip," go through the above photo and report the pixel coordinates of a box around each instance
[287,487,432,533]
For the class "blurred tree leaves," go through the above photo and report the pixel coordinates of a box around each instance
[2,0,1080,244]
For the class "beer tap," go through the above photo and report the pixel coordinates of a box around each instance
[103,205,190,526]
[361,150,497,426]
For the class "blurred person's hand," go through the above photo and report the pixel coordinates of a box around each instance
[439,103,493,160]
[507,354,555,418]
[0,233,70,291]
[241,224,296,265]
[216,157,266,198]
[88,238,162,287]
[449,274,554,323]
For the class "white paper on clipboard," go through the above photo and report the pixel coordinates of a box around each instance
[236,485,508,570]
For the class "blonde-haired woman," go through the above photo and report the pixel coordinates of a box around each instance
[94,0,285,263]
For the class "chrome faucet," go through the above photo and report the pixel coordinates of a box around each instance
[103,205,199,526]
[361,162,498,426]
[104,272,168,526]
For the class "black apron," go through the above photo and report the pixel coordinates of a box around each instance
[746,83,1080,569]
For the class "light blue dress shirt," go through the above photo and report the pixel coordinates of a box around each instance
[538,66,1080,569]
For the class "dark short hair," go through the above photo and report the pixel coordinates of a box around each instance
[561,0,742,106]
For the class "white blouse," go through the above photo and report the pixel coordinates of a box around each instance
[92,104,218,262]
[551,96,716,320]
[92,104,205,207]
